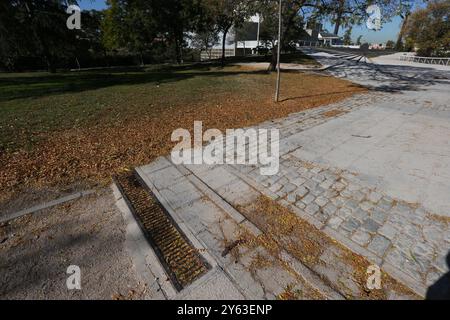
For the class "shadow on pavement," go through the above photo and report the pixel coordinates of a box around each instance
[426,252,450,300]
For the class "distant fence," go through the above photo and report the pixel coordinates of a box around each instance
[400,55,450,66]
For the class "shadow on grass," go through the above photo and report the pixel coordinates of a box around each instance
[0,64,270,102]
[280,86,366,103]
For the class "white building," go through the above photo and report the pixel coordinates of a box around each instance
[199,15,264,61]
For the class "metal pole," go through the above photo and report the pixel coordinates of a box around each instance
[275,0,282,102]
[256,13,261,49]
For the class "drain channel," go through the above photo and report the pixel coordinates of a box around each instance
[114,172,209,291]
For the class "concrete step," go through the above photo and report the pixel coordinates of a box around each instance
[117,153,421,300]
[115,156,344,300]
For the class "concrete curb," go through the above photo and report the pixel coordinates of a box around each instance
[0,190,95,224]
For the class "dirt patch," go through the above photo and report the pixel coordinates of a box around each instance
[0,188,161,299]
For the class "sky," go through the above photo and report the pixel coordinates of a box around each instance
[78,0,403,44]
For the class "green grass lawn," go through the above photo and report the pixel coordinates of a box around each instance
[0,64,266,151]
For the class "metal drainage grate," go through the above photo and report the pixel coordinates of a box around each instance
[114,171,209,291]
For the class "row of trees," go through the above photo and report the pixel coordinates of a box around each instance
[0,0,434,72]
[401,0,449,56]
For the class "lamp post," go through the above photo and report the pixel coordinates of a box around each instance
[274,0,282,102]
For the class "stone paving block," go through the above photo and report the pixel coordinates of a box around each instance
[324,189,338,198]
[309,185,326,197]
[360,201,375,211]
[295,201,306,210]
[303,180,318,191]
[217,180,257,207]
[395,233,416,249]
[393,203,414,217]
[290,177,306,187]
[162,180,203,210]
[378,198,394,211]
[371,208,388,224]
[368,235,391,257]
[402,257,424,281]
[225,258,265,299]
[141,157,171,174]
[305,203,320,216]
[351,230,372,246]
[331,196,346,208]
[345,199,359,211]
[302,194,316,205]
[149,165,185,190]
[295,186,309,199]
[385,247,407,269]
[353,208,368,221]
[197,166,239,190]
[269,183,283,193]
[402,224,422,240]
[361,218,381,233]
[378,224,398,240]
[351,191,365,202]
[422,225,444,246]
[281,183,297,195]
[326,216,343,230]
[340,189,353,198]
[311,167,322,174]
[286,193,297,203]
[319,179,335,189]
[323,203,338,216]
[336,207,352,219]
[332,182,346,191]
[312,174,325,183]
[368,191,383,204]
[315,196,329,207]
[341,217,361,233]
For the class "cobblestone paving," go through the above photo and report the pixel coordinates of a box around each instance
[233,154,450,291]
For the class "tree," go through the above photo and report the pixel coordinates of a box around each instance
[203,0,253,67]
[356,35,363,45]
[403,0,450,57]
[102,0,159,66]
[191,30,220,59]
[0,0,79,72]
[343,27,352,45]
[385,40,395,49]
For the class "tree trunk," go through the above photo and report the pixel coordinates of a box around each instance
[269,44,278,72]
[221,24,231,68]
[45,55,56,73]
[333,0,345,35]
[174,39,181,64]
[333,18,341,35]
[396,13,410,50]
